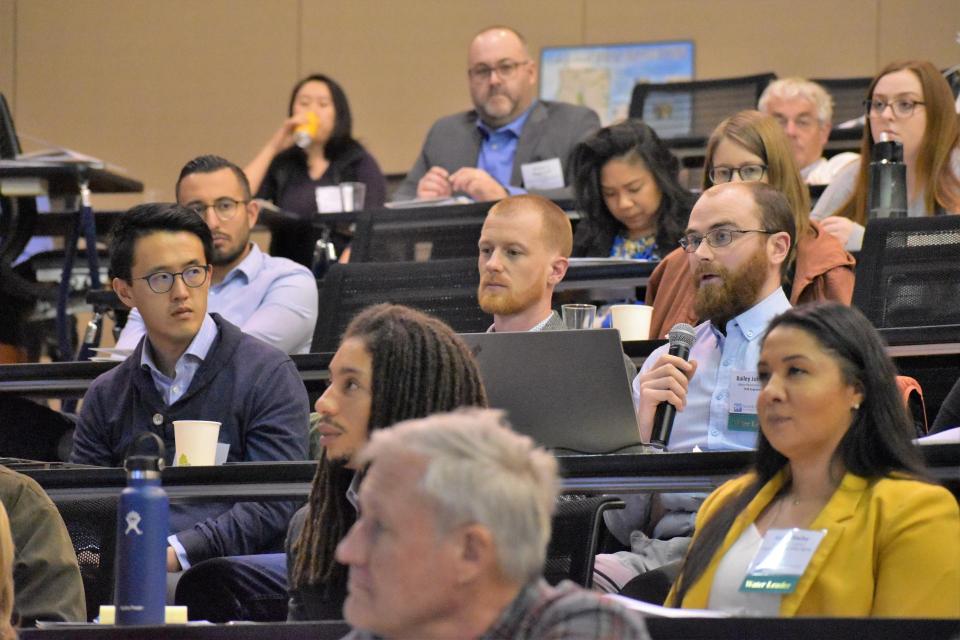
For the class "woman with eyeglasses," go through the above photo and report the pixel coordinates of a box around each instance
[244,74,387,265]
[812,60,960,251]
[570,119,694,260]
[644,110,854,340]
[666,302,959,617]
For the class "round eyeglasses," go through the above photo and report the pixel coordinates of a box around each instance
[135,265,211,294]
[708,164,767,184]
[863,98,925,119]
[679,228,773,252]
[185,198,247,222]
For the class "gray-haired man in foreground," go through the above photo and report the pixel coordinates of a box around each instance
[336,409,649,640]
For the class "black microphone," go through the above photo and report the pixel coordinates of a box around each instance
[649,323,697,451]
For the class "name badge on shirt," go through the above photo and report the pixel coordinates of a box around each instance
[740,528,827,593]
[520,158,565,190]
[727,369,760,431]
[315,186,344,213]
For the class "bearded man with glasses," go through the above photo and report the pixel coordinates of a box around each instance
[72,202,309,574]
[593,182,797,595]
[392,26,599,202]
[114,155,318,356]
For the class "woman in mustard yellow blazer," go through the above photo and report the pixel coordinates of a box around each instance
[667,303,959,617]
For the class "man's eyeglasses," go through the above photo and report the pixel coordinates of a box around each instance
[708,164,767,184]
[468,59,530,82]
[135,265,211,294]
[773,115,819,131]
[185,198,248,222]
[863,98,925,119]
[679,228,773,253]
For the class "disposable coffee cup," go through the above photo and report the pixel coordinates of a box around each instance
[172,420,221,467]
[562,304,597,330]
[340,182,366,212]
[609,304,653,341]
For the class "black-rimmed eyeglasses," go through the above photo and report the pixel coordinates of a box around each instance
[863,98,925,119]
[468,59,530,82]
[679,228,773,252]
[708,164,767,184]
[135,265,211,294]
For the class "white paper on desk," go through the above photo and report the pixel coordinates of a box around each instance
[315,186,344,213]
[385,196,473,209]
[602,594,730,618]
[916,427,960,445]
[521,157,565,190]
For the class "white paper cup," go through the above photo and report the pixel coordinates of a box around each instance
[609,304,654,341]
[172,420,221,467]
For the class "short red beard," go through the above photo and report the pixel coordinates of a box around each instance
[692,246,771,328]
[477,278,544,317]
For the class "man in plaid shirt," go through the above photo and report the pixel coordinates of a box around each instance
[335,409,649,640]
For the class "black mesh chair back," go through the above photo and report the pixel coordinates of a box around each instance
[544,494,624,588]
[853,216,960,345]
[628,73,776,142]
[350,202,493,263]
[53,495,119,621]
[812,76,872,126]
[311,258,489,353]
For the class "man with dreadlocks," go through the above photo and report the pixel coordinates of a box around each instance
[175,304,487,621]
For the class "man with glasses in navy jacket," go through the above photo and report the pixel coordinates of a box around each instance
[71,202,309,574]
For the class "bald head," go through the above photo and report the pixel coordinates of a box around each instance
[467,27,537,128]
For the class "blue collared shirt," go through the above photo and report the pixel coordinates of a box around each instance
[142,312,218,570]
[117,244,318,355]
[140,314,219,406]
[632,288,792,452]
[476,104,535,196]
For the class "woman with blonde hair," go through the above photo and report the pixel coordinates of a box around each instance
[813,60,960,250]
[645,110,854,340]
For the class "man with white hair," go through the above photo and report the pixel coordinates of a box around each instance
[758,77,858,185]
[336,409,649,640]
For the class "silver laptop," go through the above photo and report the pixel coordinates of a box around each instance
[459,329,643,455]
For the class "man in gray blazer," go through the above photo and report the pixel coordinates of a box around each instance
[393,27,600,203]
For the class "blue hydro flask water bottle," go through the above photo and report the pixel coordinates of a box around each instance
[114,432,169,625]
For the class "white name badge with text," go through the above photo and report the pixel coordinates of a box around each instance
[740,527,827,594]
[728,369,760,431]
[521,157,565,191]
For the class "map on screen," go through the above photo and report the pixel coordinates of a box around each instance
[539,41,694,128]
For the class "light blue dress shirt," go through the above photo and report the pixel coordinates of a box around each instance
[140,313,219,406]
[632,288,792,452]
[140,313,219,569]
[117,244,318,355]
[476,104,534,196]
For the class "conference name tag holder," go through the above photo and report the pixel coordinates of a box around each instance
[740,527,827,594]
[520,157,565,190]
[728,369,760,431]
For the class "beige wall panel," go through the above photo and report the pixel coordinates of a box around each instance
[0,0,15,109]
[877,0,960,69]
[14,0,299,205]
[299,0,583,174]
[584,0,879,80]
